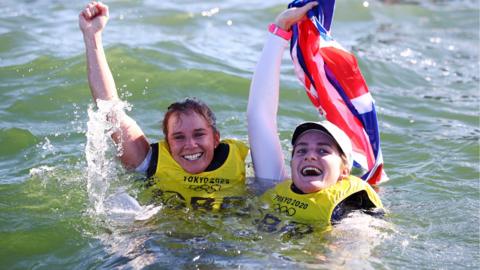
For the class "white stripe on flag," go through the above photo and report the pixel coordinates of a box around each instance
[319,37,347,52]
[308,84,318,99]
[352,151,368,170]
[291,41,307,86]
[351,92,374,114]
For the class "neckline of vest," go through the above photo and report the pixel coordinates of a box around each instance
[290,183,306,194]
[204,142,229,171]
[146,141,230,178]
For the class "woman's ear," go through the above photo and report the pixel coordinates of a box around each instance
[339,165,350,180]
[214,131,220,148]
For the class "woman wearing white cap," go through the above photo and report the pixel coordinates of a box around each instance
[248,3,383,230]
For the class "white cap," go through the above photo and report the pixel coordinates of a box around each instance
[291,120,353,170]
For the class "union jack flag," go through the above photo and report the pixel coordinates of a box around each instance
[288,0,388,185]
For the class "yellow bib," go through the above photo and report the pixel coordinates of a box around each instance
[260,175,383,228]
[149,139,248,211]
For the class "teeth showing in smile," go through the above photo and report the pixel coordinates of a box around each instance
[183,153,203,161]
[301,166,322,176]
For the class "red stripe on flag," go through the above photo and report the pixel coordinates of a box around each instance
[297,20,375,168]
[367,163,384,185]
[320,47,369,99]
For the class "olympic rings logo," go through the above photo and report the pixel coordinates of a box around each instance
[273,203,296,216]
[188,184,221,194]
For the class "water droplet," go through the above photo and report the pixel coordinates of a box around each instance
[429,37,441,44]
[201,7,220,17]
[400,48,412,57]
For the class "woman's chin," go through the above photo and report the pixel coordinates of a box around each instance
[181,162,208,174]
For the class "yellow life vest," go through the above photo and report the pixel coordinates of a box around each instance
[259,175,383,229]
[149,139,249,211]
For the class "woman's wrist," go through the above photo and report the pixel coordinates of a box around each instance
[83,33,103,49]
[274,18,291,30]
[268,23,292,41]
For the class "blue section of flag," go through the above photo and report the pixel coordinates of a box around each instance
[288,0,387,184]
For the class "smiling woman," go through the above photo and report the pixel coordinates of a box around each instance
[142,98,249,210]
[162,99,220,174]
[79,2,249,210]
[0,0,478,268]
[290,128,349,194]
[247,2,383,231]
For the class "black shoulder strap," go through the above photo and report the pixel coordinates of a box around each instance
[331,190,379,224]
[146,143,159,179]
[204,142,229,171]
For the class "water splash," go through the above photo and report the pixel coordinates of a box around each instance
[85,99,126,215]
[36,136,56,159]
[83,105,162,268]
[104,190,162,221]
[84,99,161,221]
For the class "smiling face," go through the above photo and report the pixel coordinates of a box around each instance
[290,130,349,193]
[166,111,220,174]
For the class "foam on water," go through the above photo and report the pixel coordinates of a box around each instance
[324,211,395,268]
[29,165,55,177]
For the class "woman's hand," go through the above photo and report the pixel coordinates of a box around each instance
[79,2,109,36]
[274,1,318,31]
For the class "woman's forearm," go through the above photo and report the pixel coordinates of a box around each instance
[247,33,289,181]
[83,33,119,102]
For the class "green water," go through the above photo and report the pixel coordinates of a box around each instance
[0,0,479,269]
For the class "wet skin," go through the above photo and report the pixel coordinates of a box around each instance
[167,112,220,174]
[290,130,349,193]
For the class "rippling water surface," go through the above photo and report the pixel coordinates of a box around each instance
[0,0,478,269]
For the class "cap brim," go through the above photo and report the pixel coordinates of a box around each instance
[291,122,331,146]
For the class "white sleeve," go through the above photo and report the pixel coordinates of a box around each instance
[247,33,289,182]
[135,146,152,174]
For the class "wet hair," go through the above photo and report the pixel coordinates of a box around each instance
[162,97,218,139]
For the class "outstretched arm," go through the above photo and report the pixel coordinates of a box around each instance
[247,33,287,182]
[79,2,149,169]
[247,2,318,182]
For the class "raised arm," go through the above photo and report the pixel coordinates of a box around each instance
[247,33,288,182]
[247,2,318,182]
[79,2,149,169]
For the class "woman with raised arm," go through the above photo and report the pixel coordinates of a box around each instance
[248,2,383,232]
[79,2,248,211]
